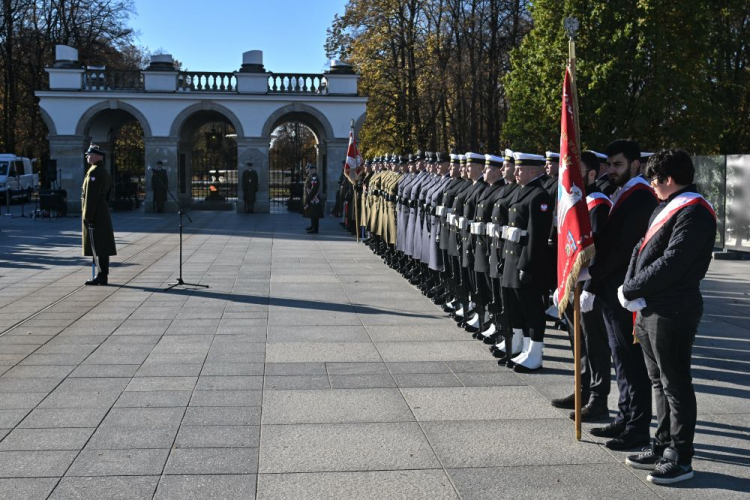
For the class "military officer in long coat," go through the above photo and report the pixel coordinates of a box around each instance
[151,160,168,213]
[82,144,117,286]
[303,164,323,233]
[241,161,259,213]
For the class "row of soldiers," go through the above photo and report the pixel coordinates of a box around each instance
[348,149,575,372]
[344,143,716,484]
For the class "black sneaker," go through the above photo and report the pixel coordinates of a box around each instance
[626,447,662,470]
[648,453,694,485]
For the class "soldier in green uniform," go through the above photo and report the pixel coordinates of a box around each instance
[151,161,168,213]
[241,161,259,213]
[82,144,117,285]
[303,164,322,233]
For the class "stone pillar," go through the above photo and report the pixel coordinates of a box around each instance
[143,137,180,212]
[236,138,269,213]
[48,135,89,213]
[324,138,348,211]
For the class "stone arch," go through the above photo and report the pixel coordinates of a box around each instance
[75,100,153,138]
[261,103,335,142]
[353,111,366,139]
[170,102,245,139]
[38,107,58,136]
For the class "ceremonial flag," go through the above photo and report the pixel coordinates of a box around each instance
[556,66,595,313]
[344,127,362,174]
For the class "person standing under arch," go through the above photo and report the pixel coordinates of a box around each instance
[241,161,258,213]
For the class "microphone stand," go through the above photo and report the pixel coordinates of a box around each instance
[152,167,209,291]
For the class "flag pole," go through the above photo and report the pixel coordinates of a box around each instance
[564,16,582,441]
[350,119,360,243]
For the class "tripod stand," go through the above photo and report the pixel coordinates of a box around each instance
[153,167,209,291]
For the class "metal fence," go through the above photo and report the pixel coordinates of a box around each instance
[694,155,750,253]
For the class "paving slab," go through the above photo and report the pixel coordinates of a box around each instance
[0,210,746,499]
[0,478,58,499]
[259,422,441,473]
[262,389,414,425]
[257,470,459,500]
[447,464,659,499]
[153,474,257,500]
[50,475,160,500]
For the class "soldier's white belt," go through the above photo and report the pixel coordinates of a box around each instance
[447,213,457,225]
[501,226,528,243]
[485,222,501,237]
[458,217,470,231]
[436,205,446,216]
[470,222,486,235]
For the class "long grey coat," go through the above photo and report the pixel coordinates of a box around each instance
[82,163,117,257]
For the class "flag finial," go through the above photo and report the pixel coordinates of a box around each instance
[564,17,579,40]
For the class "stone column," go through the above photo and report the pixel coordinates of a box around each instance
[324,138,348,211]
[236,138,269,213]
[143,137,180,213]
[48,135,89,213]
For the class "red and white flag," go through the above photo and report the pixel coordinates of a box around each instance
[345,128,362,173]
[557,66,595,313]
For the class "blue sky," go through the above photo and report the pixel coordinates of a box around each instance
[131,0,348,73]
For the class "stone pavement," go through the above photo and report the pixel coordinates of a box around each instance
[0,208,748,499]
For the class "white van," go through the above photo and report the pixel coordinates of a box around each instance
[0,154,38,202]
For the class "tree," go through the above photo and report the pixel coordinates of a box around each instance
[326,0,531,156]
[0,0,141,160]
[503,0,749,154]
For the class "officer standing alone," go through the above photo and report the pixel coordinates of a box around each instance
[82,144,117,285]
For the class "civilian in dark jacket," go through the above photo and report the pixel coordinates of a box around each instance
[587,139,658,451]
[620,149,716,485]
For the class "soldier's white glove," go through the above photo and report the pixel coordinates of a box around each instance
[580,290,595,313]
[552,288,559,308]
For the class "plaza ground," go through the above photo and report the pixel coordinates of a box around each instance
[0,208,747,499]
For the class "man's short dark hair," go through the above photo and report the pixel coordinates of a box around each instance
[580,151,600,175]
[645,148,694,186]
[605,139,641,164]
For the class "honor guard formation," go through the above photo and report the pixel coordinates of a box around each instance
[334,140,717,485]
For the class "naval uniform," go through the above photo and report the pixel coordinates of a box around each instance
[501,176,553,342]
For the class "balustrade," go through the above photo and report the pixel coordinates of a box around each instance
[178,71,237,92]
[267,74,328,94]
[83,69,144,91]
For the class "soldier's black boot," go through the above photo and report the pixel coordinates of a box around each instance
[85,273,108,286]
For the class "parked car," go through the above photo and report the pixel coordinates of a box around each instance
[0,154,38,202]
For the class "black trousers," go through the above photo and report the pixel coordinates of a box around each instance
[636,307,701,462]
[98,255,110,276]
[505,285,546,341]
[310,216,319,231]
[564,297,612,405]
[599,284,652,435]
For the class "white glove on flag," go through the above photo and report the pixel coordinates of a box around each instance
[580,291,595,313]
[552,288,560,308]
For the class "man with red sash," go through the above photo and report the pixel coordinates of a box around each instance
[587,139,658,450]
[620,149,716,485]
[551,151,613,420]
